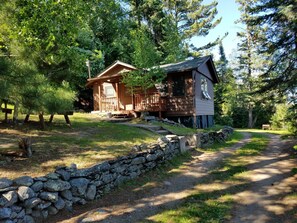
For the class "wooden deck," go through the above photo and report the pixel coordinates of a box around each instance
[134,93,166,112]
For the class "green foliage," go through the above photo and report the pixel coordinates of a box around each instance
[270,104,289,129]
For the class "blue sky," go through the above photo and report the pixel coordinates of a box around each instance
[192,0,242,59]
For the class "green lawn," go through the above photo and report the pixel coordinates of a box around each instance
[0,113,159,179]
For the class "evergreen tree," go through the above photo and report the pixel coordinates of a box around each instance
[247,0,296,95]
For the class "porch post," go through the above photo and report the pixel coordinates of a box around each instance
[158,93,162,119]
[98,84,102,112]
[116,82,119,111]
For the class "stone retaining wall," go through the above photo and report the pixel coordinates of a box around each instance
[0,127,233,223]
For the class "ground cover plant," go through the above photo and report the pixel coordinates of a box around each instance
[0,113,158,179]
[145,132,270,223]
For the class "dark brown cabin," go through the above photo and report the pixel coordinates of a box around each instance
[86,56,219,128]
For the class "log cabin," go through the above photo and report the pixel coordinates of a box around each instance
[86,56,219,128]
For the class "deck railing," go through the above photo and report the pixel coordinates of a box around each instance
[134,93,166,112]
[100,96,117,111]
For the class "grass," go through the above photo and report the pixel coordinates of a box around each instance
[118,151,193,190]
[0,113,159,179]
[198,131,244,152]
[237,128,291,136]
[146,132,270,223]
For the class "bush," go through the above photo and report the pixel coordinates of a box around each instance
[215,115,233,126]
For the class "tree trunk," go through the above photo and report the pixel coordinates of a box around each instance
[248,105,253,128]
[64,115,71,126]
[39,112,45,130]
[4,100,8,123]
[48,114,54,124]
[24,114,30,123]
[13,102,19,125]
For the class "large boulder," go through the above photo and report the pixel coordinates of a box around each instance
[0,178,12,189]
[0,207,11,220]
[17,186,35,201]
[14,176,33,187]
[2,191,18,207]
[44,180,71,192]
[69,178,89,196]
[39,192,59,202]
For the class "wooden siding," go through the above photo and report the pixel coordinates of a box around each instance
[194,70,215,116]
[165,96,194,116]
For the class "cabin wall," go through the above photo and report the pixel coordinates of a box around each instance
[165,71,195,116]
[118,83,133,110]
[194,70,214,116]
[197,62,214,82]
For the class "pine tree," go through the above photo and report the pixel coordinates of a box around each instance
[247,0,297,95]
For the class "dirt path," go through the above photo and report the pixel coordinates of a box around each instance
[48,133,252,223]
[231,134,297,223]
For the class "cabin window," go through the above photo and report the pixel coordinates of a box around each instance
[172,75,185,96]
[104,85,115,97]
[201,76,211,100]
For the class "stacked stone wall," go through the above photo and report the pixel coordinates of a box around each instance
[0,127,233,223]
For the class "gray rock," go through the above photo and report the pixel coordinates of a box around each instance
[60,190,72,201]
[37,202,51,210]
[44,180,71,192]
[145,162,156,169]
[127,165,142,173]
[16,209,25,219]
[31,210,42,218]
[85,185,96,201]
[14,176,33,187]
[23,215,35,223]
[11,206,22,213]
[54,197,65,210]
[33,177,47,182]
[45,173,60,180]
[2,191,18,207]
[91,180,103,187]
[131,157,146,165]
[114,175,128,186]
[0,220,14,223]
[0,178,12,189]
[0,196,7,207]
[101,174,113,184]
[55,169,70,181]
[0,208,11,220]
[64,200,73,212]
[10,211,17,219]
[25,208,32,214]
[158,136,170,144]
[0,186,18,193]
[77,198,86,205]
[146,154,157,161]
[39,192,59,202]
[48,206,58,215]
[98,161,111,172]
[24,198,41,209]
[70,178,89,196]
[30,181,43,192]
[41,210,48,219]
[17,187,35,201]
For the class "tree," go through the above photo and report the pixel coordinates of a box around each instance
[247,0,296,95]
[246,0,296,134]
[122,27,165,101]
[235,0,272,128]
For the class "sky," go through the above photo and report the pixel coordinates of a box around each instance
[192,0,243,60]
